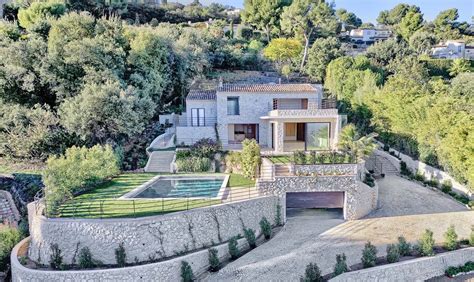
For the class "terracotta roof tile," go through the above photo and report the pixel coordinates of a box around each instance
[217,84,318,93]
[186,90,217,100]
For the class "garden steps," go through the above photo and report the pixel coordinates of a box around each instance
[366,155,399,177]
[145,150,175,173]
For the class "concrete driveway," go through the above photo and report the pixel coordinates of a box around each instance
[205,176,472,281]
[367,175,467,218]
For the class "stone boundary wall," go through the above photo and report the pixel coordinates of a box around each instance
[12,235,252,282]
[257,175,377,220]
[27,196,280,265]
[375,148,472,198]
[330,247,474,282]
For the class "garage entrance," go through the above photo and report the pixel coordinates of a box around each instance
[286,192,345,209]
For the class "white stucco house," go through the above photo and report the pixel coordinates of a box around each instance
[160,83,347,154]
[431,40,474,60]
[348,28,391,45]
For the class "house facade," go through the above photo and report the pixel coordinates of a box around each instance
[348,28,391,45]
[431,40,474,60]
[162,84,346,154]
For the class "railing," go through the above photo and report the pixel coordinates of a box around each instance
[176,117,217,127]
[44,183,261,219]
[321,98,337,109]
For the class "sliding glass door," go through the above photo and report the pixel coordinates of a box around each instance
[305,123,330,150]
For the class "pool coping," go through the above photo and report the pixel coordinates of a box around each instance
[118,174,230,201]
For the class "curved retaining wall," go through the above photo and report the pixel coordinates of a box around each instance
[257,175,378,220]
[12,235,252,281]
[27,196,280,265]
[330,247,474,282]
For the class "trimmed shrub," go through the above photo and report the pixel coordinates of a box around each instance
[78,247,95,269]
[115,243,126,267]
[445,261,474,278]
[259,217,272,240]
[49,243,63,270]
[333,253,348,277]
[443,225,458,251]
[175,149,191,160]
[191,138,220,158]
[181,261,194,282]
[419,229,435,256]
[383,144,390,151]
[399,161,411,176]
[301,262,323,282]
[241,139,261,179]
[43,145,120,216]
[208,248,219,272]
[293,151,306,165]
[0,228,22,272]
[243,228,257,249]
[228,237,239,260]
[175,157,212,172]
[275,203,282,226]
[361,241,377,268]
[414,170,425,182]
[441,180,452,193]
[397,236,411,256]
[308,151,317,164]
[386,244,400,263]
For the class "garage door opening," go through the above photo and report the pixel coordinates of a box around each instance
[286,192,345,218]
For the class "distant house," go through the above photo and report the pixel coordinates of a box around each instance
[348,28,391,45]
[431,40,474,60]
[160,83,346,153]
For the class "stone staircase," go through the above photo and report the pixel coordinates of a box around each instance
[145,150,176,173]
[274,164,292,177]
[366,153,399,177]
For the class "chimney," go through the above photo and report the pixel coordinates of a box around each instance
[218,76,223,88]
[278,78,282,84]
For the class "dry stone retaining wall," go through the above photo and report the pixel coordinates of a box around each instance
[12,235,252,282]
[330,247,474,282]
[27,196,280,265]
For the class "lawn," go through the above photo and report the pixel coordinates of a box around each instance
[56,173,255,219]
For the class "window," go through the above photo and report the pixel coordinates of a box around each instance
[305,123,330,150]
[191,108,205,127]
[227,97,240,115]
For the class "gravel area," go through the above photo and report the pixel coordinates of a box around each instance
[367,175,468,218]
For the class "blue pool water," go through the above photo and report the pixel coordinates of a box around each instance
[133,177,225,198]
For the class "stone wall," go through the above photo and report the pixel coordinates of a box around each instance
[27,196,281,265]
[12,235,252,282]
[293,163,358,176]
[330,247,474,282]
[257,175,377,220]
[375,148,472,198]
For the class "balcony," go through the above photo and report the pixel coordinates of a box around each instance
[263,108,339,119]
[176,116,217,127]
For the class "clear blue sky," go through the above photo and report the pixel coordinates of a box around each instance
[176,0,473,24]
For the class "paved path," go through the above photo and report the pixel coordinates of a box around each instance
[206,176,472,282]
[367,175,467,218]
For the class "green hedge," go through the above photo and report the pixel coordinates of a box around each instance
[175,157,212,172]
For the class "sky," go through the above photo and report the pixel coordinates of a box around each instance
[176,0,473,24]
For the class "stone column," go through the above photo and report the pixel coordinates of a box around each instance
[274,121,285,153]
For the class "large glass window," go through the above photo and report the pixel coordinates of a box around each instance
[306,123,330,150]
[227,97,240,115]
[191,108,205,127]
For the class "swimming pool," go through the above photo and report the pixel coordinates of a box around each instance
[120,175,229,199]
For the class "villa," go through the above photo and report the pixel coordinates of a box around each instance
[159,83,347,154]
[431,40,474,60]
[347,28,391,45]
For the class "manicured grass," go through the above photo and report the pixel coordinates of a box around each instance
[57,173,254,219]
[268,156,292,164]
[227,173,255,187]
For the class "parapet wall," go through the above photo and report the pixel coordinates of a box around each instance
[27,196,280,265]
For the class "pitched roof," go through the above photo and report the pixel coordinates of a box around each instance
[186,89,217,100]
[217,84,318,93]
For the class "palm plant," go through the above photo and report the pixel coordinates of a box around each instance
[338,124,378,161]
